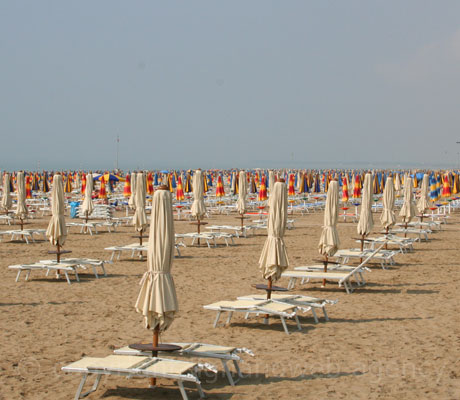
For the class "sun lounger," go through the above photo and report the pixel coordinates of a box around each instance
[106,242,183,260]
[115,342,254,386]
[357,235,416,253]
[385,228,431,241]
[9,262,81,284]
[0,229,46,244]
[333,248,397,269]
[237,293,337,323]
[0,215,13,225]
[282,246,384,293]
[62,355,209,400]
[203,299,303,335]
[39,258,107,278]
[66,221,117,235]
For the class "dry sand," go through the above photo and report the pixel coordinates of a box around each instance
[1,209,459,399]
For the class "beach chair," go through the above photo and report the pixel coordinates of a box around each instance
[9,262,81,284]
[115,342,254,386]
[237,293,337,323]
[203,299,303,335]
[333,248,398,269]
[282,245,384,294]
[39,258,107,278]
[62,355,209,400]
[357,235,416,253]
[386,227,431,242]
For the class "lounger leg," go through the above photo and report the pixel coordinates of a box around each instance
[101,264,107,276]
[287,278,295,290]
[294,315,302,331]
[74,374,88,400]
[65,272,72,285]
[225,311,233,325]
[16,270,22,282]
[280,317,290,335]
[310,308,319,324]
[213,311,222,328]
[221,360,235,386]
[177,380,189,400]
[322,306,329,321]
[195,381,205,399]
[81,374,102,398]
[233,360,243,378]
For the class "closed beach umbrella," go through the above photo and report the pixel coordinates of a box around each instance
[258,175,268,201]
[357,173,374,250]
[190,169,207,220]
[46,174,67,248]
[80,173,94,220]
[268,170,275,193]
[399,176,417,224]
[237,171,247,215]
[15,171,28,228]
[259,181,289,283]
[417,174,430,217]
[380,176,396,231]
[128,173,137,209]
[318,180,340,257]
[1,172,12,212]
[133,173,148,233]
[394,173,401,192]
[135,187,178,331]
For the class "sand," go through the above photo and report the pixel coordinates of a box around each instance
[0,208,459,399]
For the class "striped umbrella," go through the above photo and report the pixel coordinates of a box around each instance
[258,175,268,201]
[123,174,132,198]
[176,176,185,201]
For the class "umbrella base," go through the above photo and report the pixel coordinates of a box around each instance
[129,343,182,356]
[252,283,288,293]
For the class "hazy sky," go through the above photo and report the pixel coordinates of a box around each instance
[1,1,459,171]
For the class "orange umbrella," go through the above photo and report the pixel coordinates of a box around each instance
[123,174,132,197]
[146,172,154,195]
[64,174,72,193]
[176,176,185,201]
[99,176,107,199]
[258,176,268,201]
[215,175,225,198]
[81,173,87,195]
[25,175,32,199]
[288,174,295,196]
[352,174,361,198]
[442,173,451,198]
[342,176,349,202]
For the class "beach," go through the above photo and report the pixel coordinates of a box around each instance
[1,208,459,399]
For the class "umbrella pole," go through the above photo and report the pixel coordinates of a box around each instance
[140,228,143,246]
[263,276,272,324]
[404,222,408,238]
[197,218,201,245]
[360,234,365,263]
[322,255,328,287]
[149,326,160,387]
[385,227,389,250]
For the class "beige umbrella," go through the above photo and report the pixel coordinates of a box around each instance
[380,176,396,232]
[268,170,275,194]
[190,169,207,239]
[46,174,68,262]
[357,173,374,251]
[128,172,136,209]
[394,173,401,192]
[318,180,340,286]
[133,172,148,245]
[1,172,12,213]
[237,171,247,227]
[15,171,28,230]
[80,173,94,223]
[417,174,430,221]
[399,176,417,227]
[134,187,179,386]
[259,181,289,288]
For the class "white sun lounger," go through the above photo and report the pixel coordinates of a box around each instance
[62,355,209,400]
[237,293,337,324]
[39,258,107,278]
[386,228,431,242]
[0,229,46,244]
[9,262,81,284]
[358,235,416,253]
[105,242,183,260]
[203,299,303,335]
[66,221,117,235]
[282,245,384,294]
[333,248,398,269]
[115,342,254,386]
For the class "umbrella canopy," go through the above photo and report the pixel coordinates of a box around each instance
[176,176,185,201]
[80,173,94,217]
[15,171,28,220]
[341,176,349,202]
[417,174,430,214]
[259,181,289,282]
[399,176,417,223]
[135,188,178,331]
[357,173,374,236]
[123,174,132,198]
[190,169,207,219]
[258,175,268,201]
[46,175,67,245]
[133,173,148,232]
[380,176,396,229]
[237,171,247,215]
[318,180,340,257]
[394,173,401,192]
[1,173,12,212]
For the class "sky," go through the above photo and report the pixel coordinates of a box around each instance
[1,1,460,171]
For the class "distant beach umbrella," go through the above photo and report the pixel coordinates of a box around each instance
[399,176,417,224]
[46,174,67,247]
[380,177,396,230]
[258,175,268,201]
[176,176,185,201]
[81,173,94,220]
[146,172,154,195]
[98,176,107,199]
[288,174,296,196]
[417,174,430,215]
[268,170,275,193]
[15,171,28,222]
[25,175,32,199]
[394,173,401,192]
[190,169,207,220]
[1,172,12,212]
[441,173,451,198]
[216,175,225,198]
[342,176,349,202]
[318,180,340,257]
[123,174,132,198]
[357,173,374,250]
[133,173,148,233]
[237,171,247,215]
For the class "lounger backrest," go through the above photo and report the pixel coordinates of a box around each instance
[342,243,385,281]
